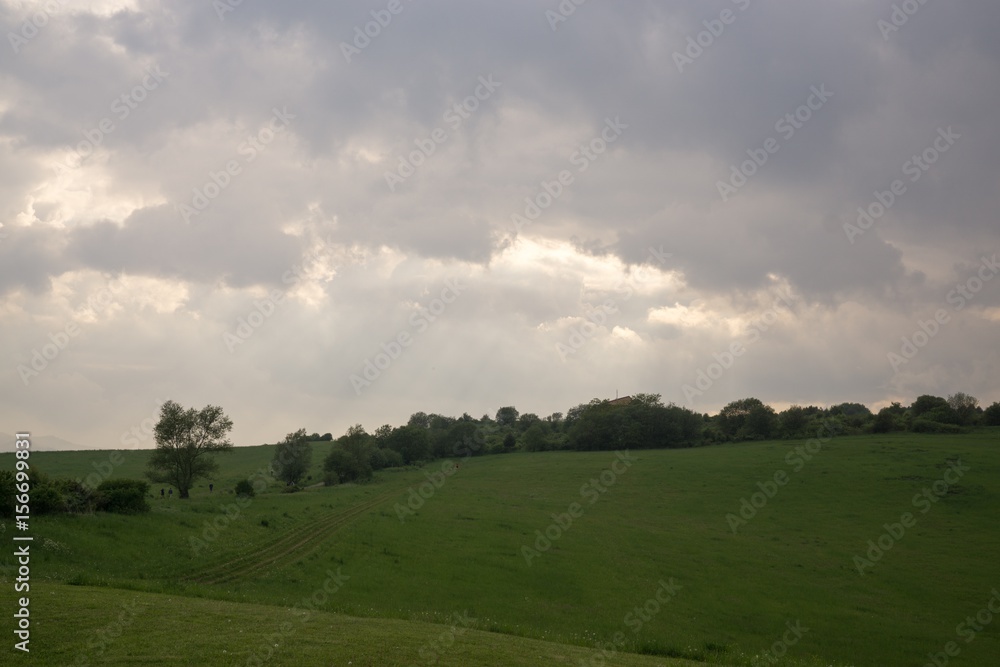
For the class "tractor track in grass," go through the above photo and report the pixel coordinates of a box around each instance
[184,486,406,585]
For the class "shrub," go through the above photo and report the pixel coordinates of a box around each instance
[911,419,964,434]
[55,479,96,514]
[0,471,14,518]
[32,484,65,515]
[370,446,405,470]
[95,479,150,514]
[234,479,255,498]
[982,402,1000,426]
[324,446,372,483]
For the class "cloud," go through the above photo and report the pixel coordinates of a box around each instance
[0,0,997,448]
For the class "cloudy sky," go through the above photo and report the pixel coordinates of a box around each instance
[2,0,998,451]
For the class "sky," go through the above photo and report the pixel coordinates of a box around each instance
[1,0,998,451]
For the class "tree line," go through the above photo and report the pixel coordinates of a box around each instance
[2,392,995,516]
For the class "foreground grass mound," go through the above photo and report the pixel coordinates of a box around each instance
[14,583,708,667]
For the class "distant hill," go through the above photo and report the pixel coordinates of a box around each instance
[0,432,90,453]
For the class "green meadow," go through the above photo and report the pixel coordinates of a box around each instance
[2,430,999,666]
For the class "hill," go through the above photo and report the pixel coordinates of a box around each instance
[2,431,999,665]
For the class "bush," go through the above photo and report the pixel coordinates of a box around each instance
[0,471,15,518]
[982,402,1000,426]
[323,470,340,486]
[55,479,96,514]
[370,446,405,470]
[234,479,255,498]
[911,419,964,434]
[32,484,65,515]
[95,479,150,514]
[324,446,372,484]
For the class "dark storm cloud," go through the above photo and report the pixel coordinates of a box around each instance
[0,0,997,448]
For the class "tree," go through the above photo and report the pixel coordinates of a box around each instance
[911,395,949,418]
[517,412,541,433]
[340,424,374,465]
[947,393,980,425]
[407,412,431,429]
[495,406,520,427]
[779,406,808,437]
[323,446,372,484]
[146,401,233,499]
[522,423,551,451]
[94,479,150,514]
[718,398,775,440]
[385,425,431,464]
[983,402,1000,426]
[502,432,517,451]
[235,479,255,498]
[272,429,312,485]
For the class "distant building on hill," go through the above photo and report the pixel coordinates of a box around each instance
[608,395,633,407]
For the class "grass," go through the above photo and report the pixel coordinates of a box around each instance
[2,430,999,666]
[15,582,708,666]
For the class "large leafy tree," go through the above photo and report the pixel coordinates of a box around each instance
[385,425,431,464]
[146,401,233,498]
[947,393,980,425]
[983,402,1000,426]
[495,406,520,428]
[272,429,313,485]
[718,397,776,439]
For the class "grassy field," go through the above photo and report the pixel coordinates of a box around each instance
[2,430,999,666]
